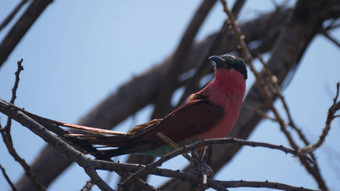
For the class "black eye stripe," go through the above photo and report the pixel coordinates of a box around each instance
[232,63,248,79]
[222,55,248,79]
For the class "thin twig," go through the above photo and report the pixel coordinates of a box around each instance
[320,30,340,48]
[219,180,317,191]
[5,59,24,132]
[157,132,194,164]
[81,180,93,191]
[255,52,309,142]
[255,51,322,170]
[0,163,17,191]
[243,102,278,122]
[120,132,194,187]
[0,60,45,190]
[0,59,23,132]
[300,82,340,153]
[122,132,212,189]
[255,51,317,150]
[0,132,45,190]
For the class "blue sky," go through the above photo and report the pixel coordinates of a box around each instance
[1,0,339,190]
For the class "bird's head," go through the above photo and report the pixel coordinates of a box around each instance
[196,54,247,103]
[209,54,247,80]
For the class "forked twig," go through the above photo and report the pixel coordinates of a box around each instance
[157,132,194,164]
[301,83,340,153]
[120,132,195,187]
[0,60,45,190]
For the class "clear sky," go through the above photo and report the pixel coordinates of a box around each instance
[1,1,339,190]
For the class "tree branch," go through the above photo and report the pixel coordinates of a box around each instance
[0,60,45,190]
[0,163,17,191]
[0,99,114,191]
[0,0,52,67]
[91,151,316,191]
[300,82,340,153]
[0,0,29,32]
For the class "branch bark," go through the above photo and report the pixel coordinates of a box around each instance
[0,0,52,67]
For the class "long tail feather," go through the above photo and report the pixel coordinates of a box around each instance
[58,122,127,136]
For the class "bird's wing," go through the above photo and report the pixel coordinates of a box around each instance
[109,98,225,155]
[63,95,225,158]
[137,99,224,142]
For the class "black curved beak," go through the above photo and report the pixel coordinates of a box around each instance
[209,55,226,69]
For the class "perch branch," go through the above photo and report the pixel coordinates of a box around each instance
[93,157,316,191]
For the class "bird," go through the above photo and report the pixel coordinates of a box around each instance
[55,54,247,159]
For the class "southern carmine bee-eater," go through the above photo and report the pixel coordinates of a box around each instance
[54,54,247,159]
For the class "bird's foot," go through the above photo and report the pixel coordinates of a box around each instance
[191,150,213,188]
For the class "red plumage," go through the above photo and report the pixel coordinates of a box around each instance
[59,54,247,159]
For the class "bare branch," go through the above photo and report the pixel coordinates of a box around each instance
[0,163,17,191]
[157,132,194,163]
[255,51,312,147]
[0,0,52,67]
[0,0,29,32]
[320,30,340,48]
[121,132,195,187]
[80,180,93,191]
[219,180,317,191]
[93,159,316,191]
[0,100,114,191]
[242,102,278,122]
[301,82,340,153]
[9,59,24,104]
[3,59,24,132]
[0,60,45,190]
[254,51,323,176]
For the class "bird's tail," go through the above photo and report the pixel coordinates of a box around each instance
[4,101,130,159]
